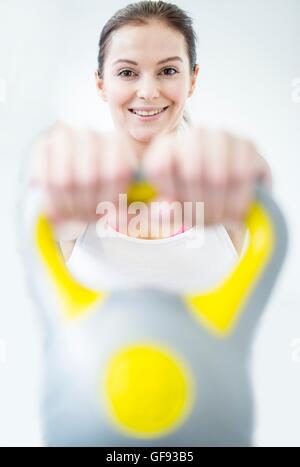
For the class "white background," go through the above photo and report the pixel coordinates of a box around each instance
[0,0,299,446]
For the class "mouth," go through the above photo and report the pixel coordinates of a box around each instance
[128,106,169,121]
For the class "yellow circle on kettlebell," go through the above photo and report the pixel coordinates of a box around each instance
[103,343,194,438]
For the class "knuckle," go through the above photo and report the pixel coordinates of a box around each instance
[148,165,170,179]
[181,169,202,184]
[97,171,109,185]
[45,177,56,191]
[78,175,99,190]
[114,168,131,184]
[98,171,117,186]
[159,164,172,177]
[61,178,75,191]
[230,167,252,185]
[206,171,228,189]
[48,177,74,191]
[233,200,249,218]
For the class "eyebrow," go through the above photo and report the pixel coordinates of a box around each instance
[112,56,183,66]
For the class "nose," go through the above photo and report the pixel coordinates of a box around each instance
[136,75,160,100]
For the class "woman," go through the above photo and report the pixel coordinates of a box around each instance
[24,1,278,447]
[30,0,272,293]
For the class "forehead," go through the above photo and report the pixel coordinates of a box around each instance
[106,21,188,66]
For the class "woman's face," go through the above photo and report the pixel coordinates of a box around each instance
[96,21,198,143]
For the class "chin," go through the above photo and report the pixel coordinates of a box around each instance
[130,125,170,143]
[128,129,157,143]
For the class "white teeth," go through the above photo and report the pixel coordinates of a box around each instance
[131,108,166,116]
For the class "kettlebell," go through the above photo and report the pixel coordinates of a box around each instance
[21,174,288,447]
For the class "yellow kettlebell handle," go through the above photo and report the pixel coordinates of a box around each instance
[35,175,278,335]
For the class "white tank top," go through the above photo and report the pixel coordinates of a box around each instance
[66,221,240,295]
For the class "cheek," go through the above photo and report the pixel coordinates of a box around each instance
[106,79,188,115]
[164,82,188,105]
[107,83,132,108]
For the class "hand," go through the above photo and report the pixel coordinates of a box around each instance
[29,122,137,227]
[141,127,273,229]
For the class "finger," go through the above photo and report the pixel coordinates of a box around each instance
[73,130,100,220]
[174,129,204,227]
[96,135,132,229]
[225,139,255,226]
[49,126,76,222]
[142,135,177,201]
[202,130,229,225]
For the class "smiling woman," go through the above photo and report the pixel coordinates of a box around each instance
[24,0,276,448]
[96,1,198,134]
[95,20,198,145]
[49,0,263,258]
[61,0,255,287]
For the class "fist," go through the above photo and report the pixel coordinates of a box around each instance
[29,121,137,226]
[141,128,273,228]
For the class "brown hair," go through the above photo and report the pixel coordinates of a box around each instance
[97,1,198,126]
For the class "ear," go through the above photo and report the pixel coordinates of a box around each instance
[188,64,200,97]
[95,70,107,102]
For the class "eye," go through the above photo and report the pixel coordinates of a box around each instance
[117,67,179,79]
[160,67,178,76]
[118,69,136,78]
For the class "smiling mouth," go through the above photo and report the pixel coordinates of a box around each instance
[128,106,169,117]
